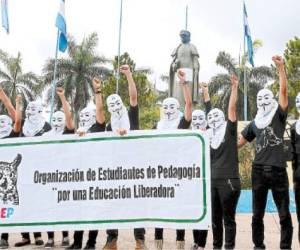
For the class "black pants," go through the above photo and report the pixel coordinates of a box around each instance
[73,230,98,246]
[21,232,41,241]
[106,228,145,241]
[252,166,293,249]
[294,181,300,243]
[193,230,208,247]
[154,228,185,241]
[211,178,240,249]
[47,231,69,239]
[1,233,8,241]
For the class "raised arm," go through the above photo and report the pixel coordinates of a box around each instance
[228,74,239,122]
[272,55,288,111]
[178,69,192,122]
[56,87,75,130]
[201,83,211,114]
[92,77,105,124]
[14,95,22,133]
[120,65,138,107]
[0,87,16,121]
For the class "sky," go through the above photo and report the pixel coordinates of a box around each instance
[0,0,299,91]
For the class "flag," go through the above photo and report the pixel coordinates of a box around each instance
[243,1,254,67]
[1,0,9,33]
[55,0,67,52]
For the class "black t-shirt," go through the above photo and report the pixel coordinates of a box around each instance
[210,120,239,179]
[89,122,106,133]
[63,127,75,135]
[106,105,139,131]
[21,121,52,137]
[290,123,300,181]
[2,130,20,139]
[241,106,288,168]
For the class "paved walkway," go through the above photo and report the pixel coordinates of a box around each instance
[2,214,299,249]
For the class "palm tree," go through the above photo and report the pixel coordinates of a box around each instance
[209,44,274,120]
[42,32,112,120]
[0,49,42,111]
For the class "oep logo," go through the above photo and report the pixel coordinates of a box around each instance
[1,208,14,219]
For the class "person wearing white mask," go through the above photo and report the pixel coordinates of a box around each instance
[103,65,146,250]
[154,69,192,250]
[0,93,22,250]
[15,99,50,247]
[239,56,292,250]
[21,101,51,137]
[191,83,211,250]
[207,74,240,250]
[67,78,106,250]
[44,87,74,249]
[289,92,300,245]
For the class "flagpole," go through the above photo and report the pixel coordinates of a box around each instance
[116,0,123,94]
[243,0,247,121]
[49,29,60,123]
[185,5,188,30]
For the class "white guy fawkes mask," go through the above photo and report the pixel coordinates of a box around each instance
[192,109,207,131]
[162,97,180,121]
[207,108,227,149]
[44,111,66,136]
[0,115,13,138]
[207,108,225,130]
[23,101,45,137]
[106,94,130,132]
[78,107,96,133]
[157,97,181,130]
[295,92,300,135]
[254,89,278,129]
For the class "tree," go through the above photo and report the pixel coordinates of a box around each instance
[102,52,160,129]
[0,49,42,111]
[42,32,111,121]
[209,43,274,120]
[271,37,300,117]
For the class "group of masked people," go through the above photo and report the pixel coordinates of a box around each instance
[0,55,299,250]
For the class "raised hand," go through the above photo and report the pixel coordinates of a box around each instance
[177,69,186,84]
[56,87,65,97]
[272,55,285,69]
[120,65,131,76]
[231,74,239,88]
[92,77,102,93]
[16,94,22,104]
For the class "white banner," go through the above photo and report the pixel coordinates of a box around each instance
[0,130,211,232]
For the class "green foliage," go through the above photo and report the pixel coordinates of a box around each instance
[42,32,112,119]
[102,52,159,129]
[238,142,255,189]
[209,47,274,120]
[0,50,42,111]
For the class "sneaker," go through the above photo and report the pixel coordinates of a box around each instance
[44,239,54,249]
[135,239,147,250]
[176,240,185,250]
[103,238,117,250]
[0,239,9,249]
[66,243,82,249]
[84,243,95,249]
[155,239,163,250]
[191,244,198,250]
[15,238,31,247]
[254,244,266,250]
[35,237,44,246]
[61,237,70,247]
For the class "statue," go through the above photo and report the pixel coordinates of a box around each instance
[169,30,200,105]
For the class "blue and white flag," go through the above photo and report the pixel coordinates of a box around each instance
[55,0,67,52]
[243,2,254,67]
[1,0,9,33]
